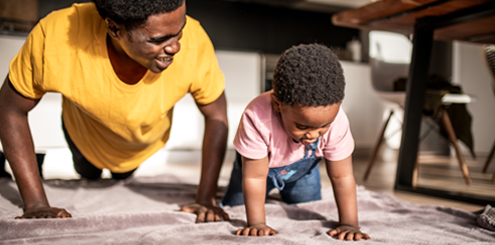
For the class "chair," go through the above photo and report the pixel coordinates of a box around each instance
[481,44,495,181]
[363,31,474,186]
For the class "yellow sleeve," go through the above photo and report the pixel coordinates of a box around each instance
[186,19,225,105]
[9,23,46,99]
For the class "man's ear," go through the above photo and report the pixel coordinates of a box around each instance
[105,18,121,39]
[270,93,282,112]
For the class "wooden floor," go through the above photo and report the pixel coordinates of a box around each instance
[333,148,495,212]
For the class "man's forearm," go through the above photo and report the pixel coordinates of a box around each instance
[196,118,228,204]
[0,78,48,210]
[0,110,48,209]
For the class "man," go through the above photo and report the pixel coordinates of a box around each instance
[0,0,229,222]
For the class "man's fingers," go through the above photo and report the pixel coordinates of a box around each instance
[205,209,215,222]
[221,211,230,221]
[214,214,221,221]
[55,209,71,218]
[179,206,193,213]
[195,210,206,223]
[180,204,229,223]
[59,212,71,218]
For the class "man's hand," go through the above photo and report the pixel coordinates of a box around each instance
[328,224,370,241]
[180,203,229,223]
[16,204,71,219]
[236,223,278,236]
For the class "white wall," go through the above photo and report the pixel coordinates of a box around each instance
[0,35,25,80]
[452,41,495,154]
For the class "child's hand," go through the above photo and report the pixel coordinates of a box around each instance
[236,224,278,236]
[16,205,71,219]
[328,224,370,241]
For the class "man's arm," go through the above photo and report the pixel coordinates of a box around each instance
[326,155,369,241]
[180,91,229,222]
[0,76,71,219]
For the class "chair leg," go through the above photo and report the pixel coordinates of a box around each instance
[412,158,419,189]
[364,110,394,181]
[440,108,472,185]
[482,140,495,173]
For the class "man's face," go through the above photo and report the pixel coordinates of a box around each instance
[272,95,340,145]
[116,3,187,73]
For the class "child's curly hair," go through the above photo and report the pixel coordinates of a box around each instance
[272,43,345,107]
[92,0,184,31]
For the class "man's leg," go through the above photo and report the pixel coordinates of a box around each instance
[220,152,245,206]
[36,153,45,178]
[62,119,102,180]
[62,119,136,180]
[111,169,137,180]
[0,152,12,179]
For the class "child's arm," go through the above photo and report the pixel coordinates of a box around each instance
[325,155,370,241]
[236,155,278,236]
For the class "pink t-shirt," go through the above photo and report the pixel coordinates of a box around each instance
[234,91,355,168]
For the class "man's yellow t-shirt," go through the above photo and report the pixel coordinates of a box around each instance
[8,3,225,172]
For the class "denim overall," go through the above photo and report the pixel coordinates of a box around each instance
[221,138,322,207]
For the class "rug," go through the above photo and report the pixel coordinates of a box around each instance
[0,174,494,244]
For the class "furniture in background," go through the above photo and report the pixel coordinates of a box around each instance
[363,31,409,181]
[332,0,495,205]
[482,44,495,181]
[363,30,474,186]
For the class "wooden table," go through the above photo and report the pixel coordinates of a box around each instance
[332,0,495,205]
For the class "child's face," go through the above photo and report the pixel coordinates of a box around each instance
[271,95,341,145]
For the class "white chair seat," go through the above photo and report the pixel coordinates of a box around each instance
[375,91,406,107]
[441,93,476,104]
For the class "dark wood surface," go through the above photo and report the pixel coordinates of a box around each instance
[332,0,495,44]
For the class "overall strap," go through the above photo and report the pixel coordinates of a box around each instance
[269,172,285,190]
[304,138,319,158]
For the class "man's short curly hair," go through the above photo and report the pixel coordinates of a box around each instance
[92,0,185,31]
[272,43,345,107]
